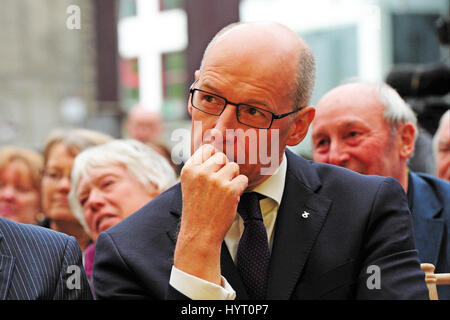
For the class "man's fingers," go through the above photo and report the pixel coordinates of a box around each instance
[230,174,249,196]
[216,161,240,181]
[186,144,217,167]
[202,152,229,173]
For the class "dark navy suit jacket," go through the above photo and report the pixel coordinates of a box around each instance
[408,172,450,300]
[94,151,429,299]
[0,218,93,300]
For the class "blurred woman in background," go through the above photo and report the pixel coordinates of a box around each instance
[41,128,112,252]
[69,139,177,291]
[0,146,43,225]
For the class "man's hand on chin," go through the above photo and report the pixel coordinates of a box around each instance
[174,144,248,285]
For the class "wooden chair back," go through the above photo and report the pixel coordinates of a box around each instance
[421,263,450,300]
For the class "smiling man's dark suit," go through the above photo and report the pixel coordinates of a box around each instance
[0,217,93,300]
[408,171,449,300]
[94,150,428,299]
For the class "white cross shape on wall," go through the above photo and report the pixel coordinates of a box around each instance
[118,0,188,111]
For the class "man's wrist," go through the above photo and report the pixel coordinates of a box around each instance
[170,265,236,300]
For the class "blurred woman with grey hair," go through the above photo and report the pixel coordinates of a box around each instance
[68,139,177,289]
[41,128,112,252]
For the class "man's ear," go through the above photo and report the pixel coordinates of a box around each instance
[286,106,315,146]
[398,123,416,159]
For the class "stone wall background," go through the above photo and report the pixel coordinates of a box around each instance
[0,0,97,150]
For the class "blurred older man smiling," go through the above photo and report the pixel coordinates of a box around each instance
[312,82,450,299]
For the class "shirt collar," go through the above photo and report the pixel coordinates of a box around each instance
[252,153,287,206]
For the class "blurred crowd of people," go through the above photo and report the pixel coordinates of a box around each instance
[1,94,446,243]
[0,18,448,301]
[0,115,179,236]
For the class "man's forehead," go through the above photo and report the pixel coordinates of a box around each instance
[320,83,376,103]
[317,85,384,115]
[212,22,299,45]
[313,116,371,134]
[203,23,301,66]
[314,94,386,132]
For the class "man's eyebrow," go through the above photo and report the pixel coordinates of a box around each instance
[200,81,221,94]
[312,119,368,137]
[199,81,270,108]
[340,119,368,128]
[311,131,327,139]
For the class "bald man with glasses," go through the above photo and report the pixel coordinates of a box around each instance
[93,22,428,300]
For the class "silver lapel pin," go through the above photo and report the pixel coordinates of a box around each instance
[302,211,310,219]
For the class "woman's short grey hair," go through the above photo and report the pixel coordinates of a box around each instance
[68,139,178,234]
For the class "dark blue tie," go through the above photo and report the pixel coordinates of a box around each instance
[236,192,270,300]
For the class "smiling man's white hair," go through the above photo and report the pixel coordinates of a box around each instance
[339,79,418,143]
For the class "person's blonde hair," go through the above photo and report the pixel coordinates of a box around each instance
[0,146,44,191]
[43,128,113,165]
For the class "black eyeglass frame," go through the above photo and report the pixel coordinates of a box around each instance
[189,83,303,129]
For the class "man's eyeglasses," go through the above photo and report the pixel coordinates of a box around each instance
[189,84,302,129]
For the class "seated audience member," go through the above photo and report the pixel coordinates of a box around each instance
[125,104,163,144]
[125,105,179,174]
[434,110,450,181]
[68,139,177,290]
[312,82,449,299]
[93,22,428,300]
[0,146,43,225]
[0,217,92,299]
[41,128,112,252]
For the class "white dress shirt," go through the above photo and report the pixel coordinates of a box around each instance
[169,154,287,300]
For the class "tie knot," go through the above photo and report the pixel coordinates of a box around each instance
[238,192,264,222]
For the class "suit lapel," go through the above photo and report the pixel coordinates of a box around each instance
[0,231,15,300]
[409,172,445,265]
[266,151,332,299]
[220,242,249,299]
[167,184,182,244]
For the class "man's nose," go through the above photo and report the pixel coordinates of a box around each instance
[214,103,239,133]
[328,141,350,167]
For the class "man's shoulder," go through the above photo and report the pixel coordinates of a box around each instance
[411,171,450,192]
[0,217,73,247]
[286,151,392,193]
[410,171,450,211]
